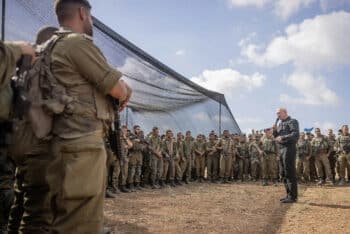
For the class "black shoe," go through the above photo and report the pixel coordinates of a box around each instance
[120,185,131,193]
[105,190,116,198]
[102,227,111,234]
[281,197,297,203]
[159,180,166,188]
[279,196,288,201]
[175,180,183,186]
[170,180,176,187]
[262,180,268,186]
[128,183,136,192]
[135,183,142,191]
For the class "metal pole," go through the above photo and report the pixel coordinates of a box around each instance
[1,0,5,41]
[125,106,129,128]
[219,98,222,135]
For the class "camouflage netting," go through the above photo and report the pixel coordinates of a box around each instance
[2,0,241,135]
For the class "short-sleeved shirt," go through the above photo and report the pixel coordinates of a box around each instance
[51,28,122,139]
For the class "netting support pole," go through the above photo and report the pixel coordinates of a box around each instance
[125,106,129,128]
[219,98,222,135]
[1,0,5,41]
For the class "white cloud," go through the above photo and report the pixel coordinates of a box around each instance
[228,0,317,19]
[274,0,316,20]
[191,68,265,96]
[280,72,341,106]
[240,11,350,69]
[175,49,186,56]
[313,121,337,132]
[227,0,270,8]
[236,117,264,124]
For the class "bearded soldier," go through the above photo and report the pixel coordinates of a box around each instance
[335,125,350,186]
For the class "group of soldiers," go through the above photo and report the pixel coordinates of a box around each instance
[1,0,350,233]
[104,124,350,199]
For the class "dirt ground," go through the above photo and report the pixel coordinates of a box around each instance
[104,182,350,234]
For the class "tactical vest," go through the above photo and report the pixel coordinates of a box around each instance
[239,142,249,158]
[338,135,350,151]
[261,137,275,154]
[297,139,308,157]
[312,136,328,152]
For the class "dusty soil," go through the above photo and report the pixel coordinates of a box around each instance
[104,182,350,234]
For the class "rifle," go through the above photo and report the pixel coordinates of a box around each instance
[108,98,123,166]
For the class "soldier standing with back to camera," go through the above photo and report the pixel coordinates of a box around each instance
[49,1,132,233]
[273,108,299,203]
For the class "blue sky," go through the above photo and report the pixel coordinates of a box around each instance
[89,0,350,134]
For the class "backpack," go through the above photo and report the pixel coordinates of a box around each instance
[9,35,73,159]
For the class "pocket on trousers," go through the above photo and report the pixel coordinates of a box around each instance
[61,144,105,199]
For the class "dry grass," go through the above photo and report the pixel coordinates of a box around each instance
[104,182,350,234]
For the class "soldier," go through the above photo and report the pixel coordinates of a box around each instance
[148,127,163,189]
[181,131,193,184]
[140,130,152,188]
[238,135,250,181]
[307,133,317,181]
[0,133,15,233]
[193,134,207,182]
[326,129,337,183]
[296,133,311,183]
[160,130,177,187]
[175,132,184,185]
[260,129,279,186]
[335,125,350,186]
[127,125,144,191]
[6,26,59,233]
[206,132,219,182]
[120,125,132,193]
[232,134,243,181]
[216,130,235,183]
[249,135,263,182]
[49,1,132,233]
[310,128,332,185]
[0,41,34,87]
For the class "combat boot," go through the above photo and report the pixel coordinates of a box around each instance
[338,178,346,186]
[317,179,325,186]
[170,180,176,187]
[184,179,189,184]
[199,177,203,183]
[120,185,131,193]
[262,180,268,186]
[135,183,142,191]
[105,189,117,198]
[151,181,159,189]
[129,183,136,192]
[159,180,166,188]
[175,180,183,186]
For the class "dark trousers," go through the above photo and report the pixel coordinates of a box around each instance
[279,145,298,200]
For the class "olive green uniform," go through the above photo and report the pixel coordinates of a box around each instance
[148,134,163,185]
[206,140,219,181]
[0,148,15,232]
[48,29,121,233]
[128,137,143,185]
[193,139,206,180]
[335,134,350,180]
[326,135,337,181]
[296,139,311,181]
[249,141,262,180]
[161,138,178,182]
[175,140,184,181]
[260,136,279,181]
[238,142,250,180]
[311,136,332,181]
[216,137,235,181]
[181,138,193,182]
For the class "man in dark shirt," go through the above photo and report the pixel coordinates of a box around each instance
[273,108,299,203]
